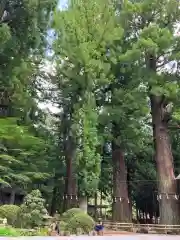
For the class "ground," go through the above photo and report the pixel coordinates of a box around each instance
[3,235,180,240]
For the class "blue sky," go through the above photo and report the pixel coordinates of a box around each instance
[39,0,67,113]
[58,0,67,9]
[46,0,68,56]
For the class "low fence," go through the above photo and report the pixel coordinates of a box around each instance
[104,220,180,234]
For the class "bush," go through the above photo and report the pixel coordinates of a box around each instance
[0,205,20,226]
[36,227,49,236]
[15,229,36,236]
[65,212,94,235]
[54,213,61,220]
[19,189,48,228]
[16,228,49,236]
[59,220,67,234]
[62,208,84,221]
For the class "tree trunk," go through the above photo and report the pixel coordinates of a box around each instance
[50,185,58,216]
[100,191,103,217]
[112,141,131,222]
[64,136,78,210]
[94,192,98,220]
[150,95,179,224]
[9,189,15,204]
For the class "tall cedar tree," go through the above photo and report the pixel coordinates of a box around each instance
[121,0,180,224]
[53,0,121,210]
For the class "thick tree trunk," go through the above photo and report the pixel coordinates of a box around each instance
[64,137,78,210]
[112,141,131,222]
[127,166,133,220]
[150,95,179,224]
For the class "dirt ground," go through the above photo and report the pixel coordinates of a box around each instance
[6,234,180,240]
[104,230,134,235]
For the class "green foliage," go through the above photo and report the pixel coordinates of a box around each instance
[0,205,20,226]
[65,212,94,234]
[122,0,180,101]
[34,228,49,236]
[19,190,48,228]
[62,208,94,234]
[75,95,101,196]
[62,208,84,221]
[0,0,57,107]
[0,24,11,45]
[0,117,51,187]
[58,220,67,233]
[0,0,57,196]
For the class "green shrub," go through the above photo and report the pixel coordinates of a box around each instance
[65,212,94,234]
[0,205,20,226]
[15,229,35,236]
[62,208,84,221]
[19,189,48,228]
[54,213,61,220]
[59,220,67,229]
[59,220,67,235]
[0,227,19,236]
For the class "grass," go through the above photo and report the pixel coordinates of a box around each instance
[0,226,49,236]
[0,227,19,236]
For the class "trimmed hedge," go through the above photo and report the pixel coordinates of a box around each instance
[65,212,94,234]
[62,208,84,221]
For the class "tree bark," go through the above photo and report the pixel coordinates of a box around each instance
[50,185,58,216]
[150,95,179,224]
[9,189,15,204]
[100,190,103,217]
[0,89,10,117]
[112,141,131,222]
[94,192,98,220]
[64,136,78,210]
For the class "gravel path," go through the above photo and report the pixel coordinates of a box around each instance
[1,234,180,240]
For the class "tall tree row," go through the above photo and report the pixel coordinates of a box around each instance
[51,0,180,224]
[0,0,180,226]
[53,0,120,210]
